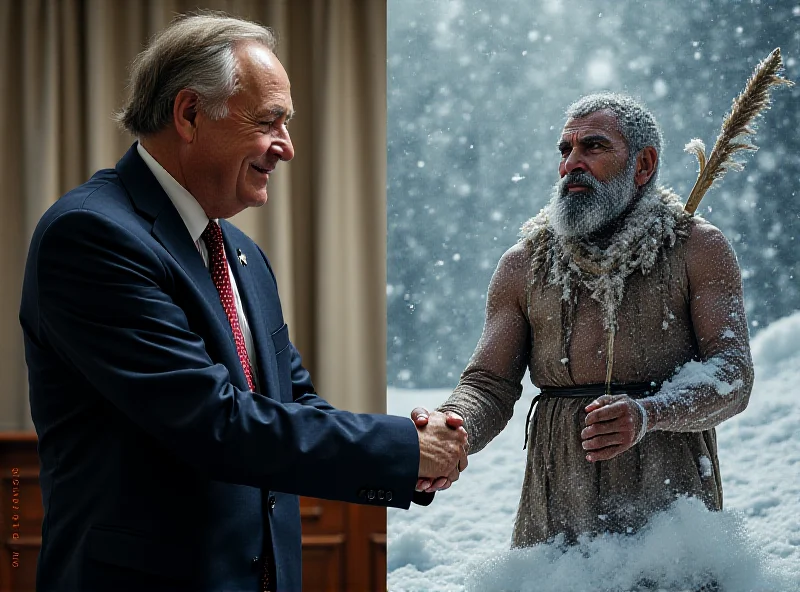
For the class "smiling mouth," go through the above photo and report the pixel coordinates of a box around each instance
[251,163,272,175]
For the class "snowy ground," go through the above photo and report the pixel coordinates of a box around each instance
[387,313,800,592]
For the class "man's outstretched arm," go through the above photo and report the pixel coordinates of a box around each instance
[437,242,532,451]
[410,242,532,495]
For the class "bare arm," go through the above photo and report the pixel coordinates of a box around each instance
[437,242,533,453]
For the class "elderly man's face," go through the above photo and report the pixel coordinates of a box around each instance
[549,110,640,238]
[557,110,628,184]
[186,42,294,219]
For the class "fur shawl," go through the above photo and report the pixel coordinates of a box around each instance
[519,187,695,331]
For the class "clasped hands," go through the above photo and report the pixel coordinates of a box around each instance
[412,407,468,493]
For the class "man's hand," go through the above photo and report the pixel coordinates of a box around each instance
[582,395,647,462]
[412,407,468,493]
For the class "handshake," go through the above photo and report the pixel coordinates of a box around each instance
[412,407,468,493]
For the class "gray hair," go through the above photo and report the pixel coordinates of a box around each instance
[565,92,664,187]
[115,12,276,136]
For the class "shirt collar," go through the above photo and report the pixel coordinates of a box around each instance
[136,142,211,243]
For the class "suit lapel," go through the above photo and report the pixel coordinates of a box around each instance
[115,143,237,355]
[151,211,236,351]
[220,222,280,399]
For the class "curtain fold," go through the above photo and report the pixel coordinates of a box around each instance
[315,0,387,413]
[0,0,387,430]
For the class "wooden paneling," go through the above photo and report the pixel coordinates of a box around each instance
[0,434,386,592]
[299,497,387,592]
[369,533,387,592]
[300,533,346,590]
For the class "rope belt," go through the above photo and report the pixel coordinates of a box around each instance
[523,382,658,450]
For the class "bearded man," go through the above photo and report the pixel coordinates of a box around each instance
[413,93,754,548]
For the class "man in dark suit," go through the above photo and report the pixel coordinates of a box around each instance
[19,13,465,592]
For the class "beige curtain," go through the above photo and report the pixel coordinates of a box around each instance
[0,0,387,430]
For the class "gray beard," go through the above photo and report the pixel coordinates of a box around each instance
[548,158,639,239]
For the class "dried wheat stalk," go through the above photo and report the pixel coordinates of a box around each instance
[684,47,793,215]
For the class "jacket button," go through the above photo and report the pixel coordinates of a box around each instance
[252,556,260,566]
[367,489,375,500]
[377,490,385,500]
[269,495,277,510]
[386,491,393,502]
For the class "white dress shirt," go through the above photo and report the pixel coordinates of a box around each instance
[137,143,260,390]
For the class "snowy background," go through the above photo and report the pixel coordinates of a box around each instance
[387,313,800,591]
[387,0,800,590]
[387,0,800,388]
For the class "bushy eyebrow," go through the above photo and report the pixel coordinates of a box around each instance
[257,106,295,121]
[557,134,612,152]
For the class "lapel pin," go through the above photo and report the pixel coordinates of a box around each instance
[237,248,247,266]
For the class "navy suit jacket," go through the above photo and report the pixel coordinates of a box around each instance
[19,144,420,591]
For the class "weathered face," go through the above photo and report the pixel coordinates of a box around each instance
[557,110,629,185]
[549,110,639,238]
[183,42,294,219]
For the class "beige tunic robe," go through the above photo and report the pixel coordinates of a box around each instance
[438,192,753,548]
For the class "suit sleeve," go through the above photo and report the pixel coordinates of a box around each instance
[34,210,419,507]
[276,336,335,412]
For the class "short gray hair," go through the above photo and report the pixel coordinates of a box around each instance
[565,92,664,187]
[115,12,276,136]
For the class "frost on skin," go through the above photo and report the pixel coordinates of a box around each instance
[643,355,748,431]
[639,232,754,433]
[660,358,740,396]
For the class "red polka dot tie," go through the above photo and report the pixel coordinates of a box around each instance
[201,221,256,393]
[202,221,272,590]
